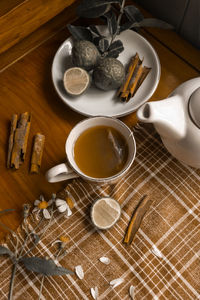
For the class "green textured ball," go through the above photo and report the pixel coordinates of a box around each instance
[72,40,100,71]
[93,57,125,91]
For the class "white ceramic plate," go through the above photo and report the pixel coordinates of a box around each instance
[52,30,160,117]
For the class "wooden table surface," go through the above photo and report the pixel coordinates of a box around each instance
[0,9,200,240]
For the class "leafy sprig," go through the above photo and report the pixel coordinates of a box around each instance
[67,0,173,58]
[0,194,74,300]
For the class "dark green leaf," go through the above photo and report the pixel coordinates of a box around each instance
[89,25,101,36]
[124,6,144,23]
[77,0,121,18]
[104,10,118,36]
[120,21,136,33]
[78,4,109,18]
[20,257,74,276]
[0,245,14,257]
[109,39,123,51]
[120,18,173,32]
[138,18,174,29]
[99,38,109,53]
[106,50,121,58]
[67,25,93,41]
[93,36,103,48]
[107,40,124,58]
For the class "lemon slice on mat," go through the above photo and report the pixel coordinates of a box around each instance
[63,67,90,96]
[91,197,121,230]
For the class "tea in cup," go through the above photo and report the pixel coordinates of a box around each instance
[46,116,136,184]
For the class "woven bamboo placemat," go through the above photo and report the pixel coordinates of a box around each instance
[0,124,200,300]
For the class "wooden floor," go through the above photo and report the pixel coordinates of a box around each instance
[0,4,199,240]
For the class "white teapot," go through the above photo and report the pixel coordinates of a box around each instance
[137,77,200,168]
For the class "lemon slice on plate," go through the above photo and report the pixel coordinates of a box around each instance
[63,67,90,96]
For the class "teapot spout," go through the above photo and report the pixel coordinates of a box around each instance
[137,95,186,140]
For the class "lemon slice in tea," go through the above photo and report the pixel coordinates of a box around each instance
[63,67,90,96]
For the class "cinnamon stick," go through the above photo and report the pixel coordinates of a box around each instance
[120,90,129,102]
[30,133,45,173]
[117,53,139,97]
[7,114,18,168]
[118,54,151,102]
[10,112,31,169]
[9,112,31,169]
[127,60,144,102]
[123,195,152,245]
[134,66,151,95]
[119,56,143,101]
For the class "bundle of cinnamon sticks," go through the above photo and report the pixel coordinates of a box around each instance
[118,53,151,102]
[7,112,45,173]
[7,112,31,169]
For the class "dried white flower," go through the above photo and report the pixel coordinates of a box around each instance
[51,236,70,252]
[129,285,135,299]
[110,278,124,288]
[75,265,84,280]
[56,198,72,216]
[90,287,99,299]
[33,195,52,219]
[99,256,110,265]
[151,245,163,258]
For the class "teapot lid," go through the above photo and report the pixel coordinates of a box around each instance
[188,87,200,128]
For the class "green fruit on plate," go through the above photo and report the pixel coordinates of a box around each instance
[72,40,100,71]
[93,57,125,91]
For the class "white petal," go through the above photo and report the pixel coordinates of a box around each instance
[91,288,96,300]
[48,199,53,206]
[34,200,40,206]
[151,245,163,258]
[67,207,72,217]
[110,278,124,288]
[90,287,98,300]
[39,195,44,201]
[58,204,67,213]
[43,209,51,219]
[129,285,135,299]
[32,207,39,213]
[99,256,110,265]
[94,287,99,299]
[55,199,66,206]
[51,240,61,246]
[75,265,84,280]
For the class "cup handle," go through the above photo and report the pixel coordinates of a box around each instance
[45,163,79,183]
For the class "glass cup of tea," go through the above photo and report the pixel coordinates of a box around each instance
[45,116,136,184]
